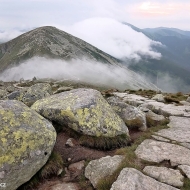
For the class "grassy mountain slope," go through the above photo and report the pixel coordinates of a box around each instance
[0,26,120,72]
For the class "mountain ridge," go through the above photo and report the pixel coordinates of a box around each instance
[0,26,121,72]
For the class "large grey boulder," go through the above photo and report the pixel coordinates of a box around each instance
[110,168,178,190]
[0,100,56,190]
[22,83,53,106]
[143,166,184,187]
[32,89,130,148]
[187,97,190,103]
[155,116,190,143]
[107,96,147,131]
[135,139,190,166]
[85,155,124,188]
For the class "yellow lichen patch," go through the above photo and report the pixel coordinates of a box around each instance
[0,100,56,168]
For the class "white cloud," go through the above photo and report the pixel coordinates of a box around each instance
[0,57,157,91]
[0,30,23,43]
[62,18,162,61]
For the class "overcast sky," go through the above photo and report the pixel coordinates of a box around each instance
[0,0,190,31]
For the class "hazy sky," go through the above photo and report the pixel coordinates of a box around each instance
[0,0,190,31]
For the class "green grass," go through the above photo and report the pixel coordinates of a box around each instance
[181,178,190,190]
[96,123,169,190]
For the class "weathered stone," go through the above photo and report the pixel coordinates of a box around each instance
[0,89,7,100]
[187,97,190,103]
[0,100,56,190]
[110,168,178,190]
[146,110,166,126]
[0,80,4,86]
[113,92,148,106]
[107,96,147,131]
[152,94,165,102]
[6,86,15,93]
[141,101,190,117]
[22,83,53,106]
[7,90,25,101]
[143,166,184,187]
[65,138,76,147]
[155,116,190,143]
[178,165,190,179]
[85,155,124,188]
[38,181,79,190]
[135,139,190,166]
[68,160,85,172]
[32,89,129,139]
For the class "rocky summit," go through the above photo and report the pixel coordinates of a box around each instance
[0,79,190,190]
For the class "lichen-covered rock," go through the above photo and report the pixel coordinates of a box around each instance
[22,83,53,106]
[143,166,184,187]
[0,100,56,190]
[7,90,25,101]
[32,88,129,139]
[107,96,147,131]
[110,168,179,190]
[0,89,7,100]
[85,155,124,188]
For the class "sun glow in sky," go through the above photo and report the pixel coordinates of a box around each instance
[0,0,190,30]
[137,1,190,17]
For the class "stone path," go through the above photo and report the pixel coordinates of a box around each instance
[111,92,190,189]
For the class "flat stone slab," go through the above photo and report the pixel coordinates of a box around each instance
[155,116,190,143]
[142,102,190,117]
[113,93,148,106]
[135,139,190,166]
[143,166,184,187]
[110,168,179,190]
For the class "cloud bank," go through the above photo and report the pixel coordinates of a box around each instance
[62,18,162,61]
[0,30,23,43]
[0,57,157,91]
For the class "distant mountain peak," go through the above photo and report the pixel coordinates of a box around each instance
[0,26,121,72]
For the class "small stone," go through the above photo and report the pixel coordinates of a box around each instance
[85,155,124,188]
[186,97,190,103]
[0,171,5,179]
[65,138,76,147]
[68,160,85,172]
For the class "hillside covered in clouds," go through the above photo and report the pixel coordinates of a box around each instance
[0,26,158,91]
